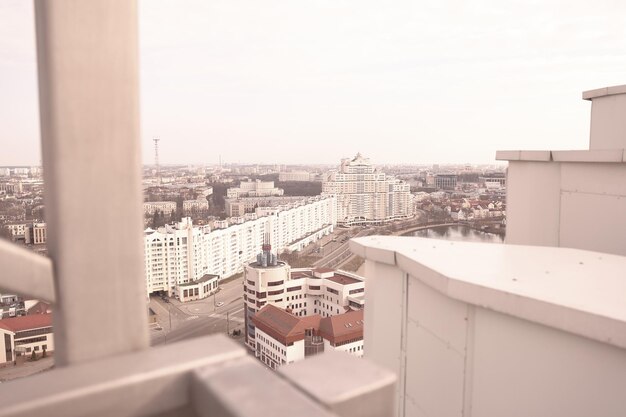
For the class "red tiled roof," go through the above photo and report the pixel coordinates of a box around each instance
[0,313,52,333]
[319,310,364,345]
[251,305,321,345]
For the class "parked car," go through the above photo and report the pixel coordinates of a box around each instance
[216,302,224,307]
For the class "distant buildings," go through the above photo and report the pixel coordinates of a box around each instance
[144,195,337,299]
[226,179,284,199]
[182,198,209,216]
[143,201,177,216]
[243,243,365,368]
[322,153,413,225]
[278,171,311,182]
[434,173,457,190]
[225,196,312,217]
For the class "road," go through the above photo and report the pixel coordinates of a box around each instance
[149,275,246,346]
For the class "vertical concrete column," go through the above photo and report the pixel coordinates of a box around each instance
[34,0,148,365]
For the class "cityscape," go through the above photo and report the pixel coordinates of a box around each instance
[1,2,625,417]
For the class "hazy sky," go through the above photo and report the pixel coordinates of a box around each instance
[1,1,625,166]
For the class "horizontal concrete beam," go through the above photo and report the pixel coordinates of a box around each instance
[0,335,246,417]
[0,239,55,302]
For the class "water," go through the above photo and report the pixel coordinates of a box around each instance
[406,225,504,244]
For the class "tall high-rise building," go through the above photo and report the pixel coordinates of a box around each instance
[322,153,413,225]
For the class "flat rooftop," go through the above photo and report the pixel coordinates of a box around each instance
[326,273,361,285]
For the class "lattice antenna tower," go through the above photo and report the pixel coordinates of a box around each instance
[153,137,160,183]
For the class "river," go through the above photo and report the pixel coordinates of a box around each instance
[405,224,504,244]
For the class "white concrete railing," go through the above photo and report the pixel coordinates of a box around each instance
[351,235,626,417]
[0,334,395,417]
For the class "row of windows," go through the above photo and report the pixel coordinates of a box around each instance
[15,327,52,339]
[15,336,48,345]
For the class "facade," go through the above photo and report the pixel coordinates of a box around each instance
[225,196,307,217]
[143,201,177,216]
[243,245,364,351]
[252,305,364,369]
[25,223,47,245]
[0,181,23,194]
[226,179,284,199]
[434,173,457,190]
[0,313,53,364]
[182,198,209,215]
[144,195,337,299]
[5,223,26,240]
[322,153,413,225]
[479,173,506,189]
[177,274,219,302]
[278,171,311,182]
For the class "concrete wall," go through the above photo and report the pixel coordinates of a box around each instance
[364,259,626,417]
[506,160,626,256]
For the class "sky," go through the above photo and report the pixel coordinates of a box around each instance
[1,1,626,166]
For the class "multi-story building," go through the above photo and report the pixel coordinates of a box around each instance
[5,223,26,241]
[243,244,364,352]
[322,153,413,225]
[25,223,47,245]
[479,172,506,189]
[226,179,284,199]
[143,201,177,216]
[182,198,209,215]
[278,171,311,182]
[434,173,458,190]
[0,181,23,194]
[252,305,364,369]
[225,196,306,217]
[144,195,337,299]
[0,313,54,364]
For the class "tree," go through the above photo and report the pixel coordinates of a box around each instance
[31,350,37,361]
[42,346,47,358]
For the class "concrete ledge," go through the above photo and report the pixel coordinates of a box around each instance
[0,335,246,417]
[551,150,625,163]
[495,150,551,161]
[279,350,396,417]
[583,84,626,100]
[192,356,334,417]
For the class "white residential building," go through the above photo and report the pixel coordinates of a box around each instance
[322,153,413,225]
[144,195,337,299]
[226,179,284,199]
[143,201,177,216]
[225,195,306,217]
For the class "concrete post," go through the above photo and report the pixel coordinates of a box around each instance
[34,0,148,365]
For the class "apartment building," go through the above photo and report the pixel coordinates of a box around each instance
[252,305,364,369]
[24,223,47,245]
[322,153,413,225]
[143,201,177,216]
[144,195,337,299]
[243,245,364,351]
[224,195,306,217]
[434,173,458,190]
[182,198,209,215]
[226,179,284,198]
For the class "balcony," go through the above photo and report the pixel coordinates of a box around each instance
[350,235,626,417]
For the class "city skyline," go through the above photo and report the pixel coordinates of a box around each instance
[2,1,626,166]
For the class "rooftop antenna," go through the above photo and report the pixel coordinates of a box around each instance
[153,137,160,184]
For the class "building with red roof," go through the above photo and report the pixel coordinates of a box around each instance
[251,304,363,370]
[0,313,53,365]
